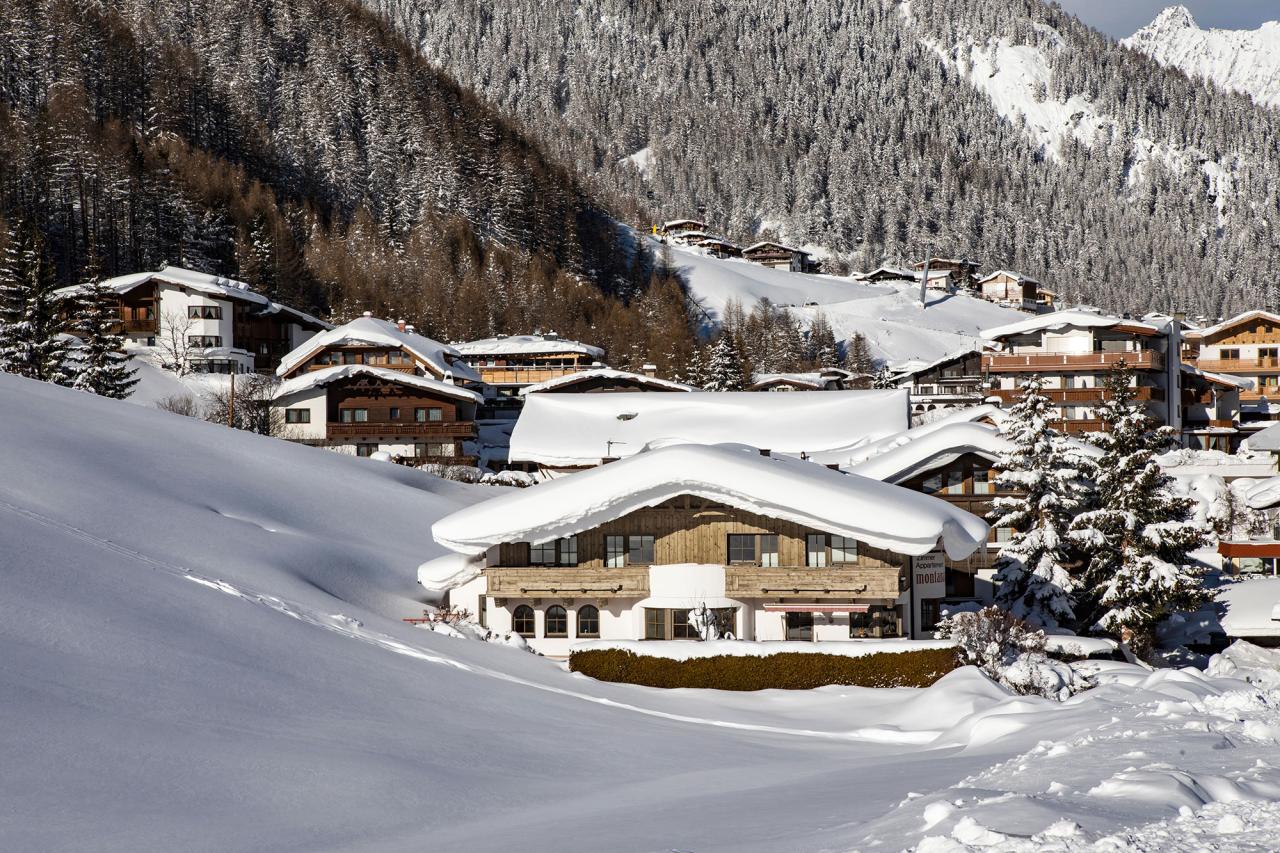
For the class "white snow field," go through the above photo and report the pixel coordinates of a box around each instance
[660,239,1024,365]
[5,375,1280,851]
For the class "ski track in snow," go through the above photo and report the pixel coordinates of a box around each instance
[0,496,938,745]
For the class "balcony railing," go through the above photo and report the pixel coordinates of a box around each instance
[326,422,475,439]
[477,366,587,385]
[987,385,1164,404]
[118,318,158,334]
[484,567,650,598]
[1048,419,1106,434]
[983,351,1163,372]
[1197,358,1280,373]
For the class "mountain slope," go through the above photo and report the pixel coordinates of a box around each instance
[369,0,1280,316]
[1124,6,1280,110]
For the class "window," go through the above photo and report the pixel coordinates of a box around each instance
[785,611,814,641]
[920,599,943,634]
[922,473,943,493]
[627,535,655,565]
[187,335,222,348]
[187,305,222,320]
[545,605,568,637]
[727,534,757,563]
[388,407,400,420]
[1221,348,1240,360]
[355,444,376,457]
[994,526,1014,543]
[830,536,858,563]
[284,408,310,424]
[416,442,455,458]
[606,535,626,568]
[973,469,995,496]
[513,605,535,637]
[529,541,557,565]
[339,408,369,423]
[415,407,444,422]
[850,606,902,639]
[672,608,697,639]
[559,536,578,566]
[387,350,407,365]
[644,607,665,640]
[577,605,600,637]
[806,534,828,567]
[941,469,965,496]
[759,534,779,568]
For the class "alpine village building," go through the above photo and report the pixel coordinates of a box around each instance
[55,266,331,374]
[1183,311,1280,445]
[429,443,988,655]
[452,333,606,418]
[271,314,483,464]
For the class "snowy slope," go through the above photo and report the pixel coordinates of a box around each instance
[6,376,1280,850]
[1124,6,1280,111]
[665,241,1023,365]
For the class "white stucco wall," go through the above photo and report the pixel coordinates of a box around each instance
[271,387,328,440]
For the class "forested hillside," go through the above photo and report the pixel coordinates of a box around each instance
[0,0,696,373]
[372,0,1280,316]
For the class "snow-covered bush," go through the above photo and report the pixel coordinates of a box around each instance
[936,606,1089,701]
[686,603,721,641]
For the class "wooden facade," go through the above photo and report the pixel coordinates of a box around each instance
[488,497,905,601]
[322,375,476,461]
[285,344,432,378]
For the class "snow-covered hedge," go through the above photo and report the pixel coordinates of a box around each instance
[936,606,1093,701]
[571,639,955,660]
[568,647,959,691]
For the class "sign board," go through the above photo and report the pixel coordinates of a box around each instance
[911,552,947,600]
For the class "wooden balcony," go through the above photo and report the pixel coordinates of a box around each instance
[115,318,158,334]
[326,421,475,439]
[1049,419,1106,434]
[983,351,1163,372]
[477,366,587,385]
[725,566,902,600]
[987,385,1164,404]
[484,567,650,598]
[1197,358,1280,373]
[1240,390,1280,402]
[306,363,417,373]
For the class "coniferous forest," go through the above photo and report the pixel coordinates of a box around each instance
[0,0,699,374]
[371,0,1280,317]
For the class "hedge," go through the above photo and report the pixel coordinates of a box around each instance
[568,647,960,691]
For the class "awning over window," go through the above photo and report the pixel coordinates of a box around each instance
[762,603,871,613]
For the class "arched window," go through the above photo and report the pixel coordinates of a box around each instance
[513,605,535,637]
[545,605,568,638]
[577,605,600,638]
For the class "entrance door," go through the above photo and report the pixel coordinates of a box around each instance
[785,611,814,641]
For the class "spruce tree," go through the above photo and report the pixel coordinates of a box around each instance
[871,365,896,389]
[1069,365,1207,653]
[701,334,744,391]
[0,224,69,384]
[990,375,1093,629]
[69,268,139,399]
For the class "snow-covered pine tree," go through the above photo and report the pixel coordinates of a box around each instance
[849,332,873,375]
[701,334,744,391]
[989,375,1093,629]
[0,224,69,384]
[69,266,139,399]
[871,365,896,389]
[1068,365,1208,653]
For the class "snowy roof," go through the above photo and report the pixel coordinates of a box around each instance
[662,219,706,230]
[1185,310,1280,341]
[518,368,695,396]
[890,347,982,380]
[696,238,740,249]
[743,241,804,255]
[276,316,478,382]
[854,266,917,281]
[1244,477,1280,510]
[1245,422,1280,452]
[842,405,1010,467]
[273,365,482,404]
[451,334,604,359]
[1180,363,1253,390]
[55,266,331,330]
[749,372,830,390]
[432,443,990,560]
[981,308,1161,341]
[1217,578,1280,638]
[978,270,1041,286]
[508,389,909,467]
[847,422,1013,483]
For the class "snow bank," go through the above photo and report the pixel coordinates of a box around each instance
[435,442,991,560]
[1218,578,1280,639]
[571,639,956,660]
[509,388,909,468]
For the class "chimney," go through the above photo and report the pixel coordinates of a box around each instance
[362,311,373,318]
[406,324,416,334]
[759,448,771,457]
[397,319,407,332]
[641,363,657,378]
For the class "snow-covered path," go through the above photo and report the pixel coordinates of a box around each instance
[4,376,1280,851]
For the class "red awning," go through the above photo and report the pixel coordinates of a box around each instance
[1219,540,1280,559]
[762,603,870,613]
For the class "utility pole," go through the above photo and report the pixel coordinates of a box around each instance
[227,371,236,428]
[917,255,932,307]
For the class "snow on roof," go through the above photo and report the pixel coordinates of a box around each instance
[890,347,982,380]
[1180,362,1253,390]
[1186,310,1280,341]
[518,368,695,396]
[854,266,917,282]
[1245,421,1280,452]
[749,372,829,390]
[1244,477,1280,510]
[1218,578,1280,638]
[981,308,1161,340]
[847,422,1013,483]
[276,316,478,382]
[451,334,604,359]
[273,365,482,404]
[662,219,705,230]
[432,443,990,560]
[508,389,909,468]
[978,270,1041,285]
[696,238,740,249]
[743,241,804,255]
[842,405,1011,467]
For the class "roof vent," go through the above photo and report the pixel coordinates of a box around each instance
[616,412,638,421]
[759,448,771,457]
[443,370,454,384]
